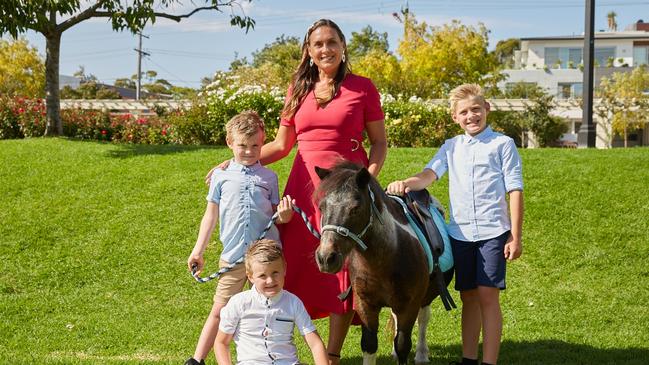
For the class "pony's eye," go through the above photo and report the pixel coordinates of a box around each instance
[349,205,360,215]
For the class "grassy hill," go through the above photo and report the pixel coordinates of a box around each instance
[1,138,648,364]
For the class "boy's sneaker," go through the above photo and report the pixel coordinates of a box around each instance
[184,358,205,365]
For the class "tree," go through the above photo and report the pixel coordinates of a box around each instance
[251,35,301,70]
[114,78,136,89]
[597,66,649,147]
[73,65,97,82]
[0,1,254,136]
[0,38,45,98]
[396,10,501,98]
[607,11,618,32]
[489,83,551,147]
[60,81,121,99]
[492,38,520,69]
[224,35,301,89]
[353,49,401,94]
[347,25,389,60]
[501,81,545,99]
[525,93,568,147]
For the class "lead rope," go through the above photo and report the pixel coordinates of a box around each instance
[190,204,320,283]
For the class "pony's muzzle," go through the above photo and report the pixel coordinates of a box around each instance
[316,250,343,273]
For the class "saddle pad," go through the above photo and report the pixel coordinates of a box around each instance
[389,196,454,273]
[427,204,453,272]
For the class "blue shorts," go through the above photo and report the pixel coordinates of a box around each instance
[451,231,509,291]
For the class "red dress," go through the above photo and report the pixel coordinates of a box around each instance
[278,74,384,319]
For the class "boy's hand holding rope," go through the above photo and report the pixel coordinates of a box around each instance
[190,202,320,283]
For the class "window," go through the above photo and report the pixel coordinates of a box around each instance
[594,47,615,66]
[505,82,538,98]
[558,83,583,99]
[545,47,582,68]
[634,46,649,66]
[566,48,583,67]
[545,47,559,66]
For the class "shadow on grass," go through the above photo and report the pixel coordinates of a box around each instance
[105,143,225,159]
[339,340,649,364]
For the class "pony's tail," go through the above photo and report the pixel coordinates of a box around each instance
[386,310,397,342]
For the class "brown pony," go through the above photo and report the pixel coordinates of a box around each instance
[314,161,453,365]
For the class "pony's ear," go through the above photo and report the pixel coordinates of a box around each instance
[315,166,331,180]
[355,167,371,188]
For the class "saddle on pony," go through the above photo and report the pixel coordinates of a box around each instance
[390,189,456,310]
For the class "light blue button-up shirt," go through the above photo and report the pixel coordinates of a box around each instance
[425,126,523,242]
[207,160,280,263]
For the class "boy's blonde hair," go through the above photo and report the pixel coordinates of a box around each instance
[225,110,265,141]
[449,83,486,113]
[245,239,285,274]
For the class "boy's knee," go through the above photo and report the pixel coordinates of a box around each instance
[460,289,479,304]
[477,286,500,307]
[209,303,226,320]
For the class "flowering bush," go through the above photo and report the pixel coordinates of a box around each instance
[110,113,173,144]
[164,103,214,145]
[1,89,530,148]
[62,108,112,141]
[0,96,21,139]
[198,72,284,144]
[0,96,46,139]
[382,95,460,147]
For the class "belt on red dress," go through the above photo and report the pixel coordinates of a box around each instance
[297,138,361,152]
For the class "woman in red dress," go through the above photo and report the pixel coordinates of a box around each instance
[259,19,387,363]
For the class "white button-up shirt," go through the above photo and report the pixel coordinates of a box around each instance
[207,160,280,263]
[425,126,523,242]
[219,286,316,365]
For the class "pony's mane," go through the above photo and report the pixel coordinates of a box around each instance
[314,161,383,202]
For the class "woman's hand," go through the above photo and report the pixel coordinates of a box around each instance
[205,159,231,185]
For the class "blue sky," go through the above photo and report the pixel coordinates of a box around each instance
[14,0,649,88]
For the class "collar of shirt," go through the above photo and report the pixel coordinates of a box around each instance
[228,159,262,173]
[463,125,494,144]
[251,284,285,306]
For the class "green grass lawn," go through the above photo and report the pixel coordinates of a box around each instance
[1,138,648,364]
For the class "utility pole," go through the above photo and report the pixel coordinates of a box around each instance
[134,32,150,100]
[578,0,596,148]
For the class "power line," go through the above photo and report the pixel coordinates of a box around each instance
[144,55,199,87]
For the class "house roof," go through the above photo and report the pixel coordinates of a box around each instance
[521,31,649,41]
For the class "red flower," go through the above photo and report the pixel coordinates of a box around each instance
[18,108,24,113]
[161,129,167,136]
[101,130,107,135]
[137,118,147,125]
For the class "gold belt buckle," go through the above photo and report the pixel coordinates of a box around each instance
[350,138,360,151]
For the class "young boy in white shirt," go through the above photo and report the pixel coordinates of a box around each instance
[215,239,328,365]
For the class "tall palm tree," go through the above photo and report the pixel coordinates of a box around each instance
[607,11,618,31]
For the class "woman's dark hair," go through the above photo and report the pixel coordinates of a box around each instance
[281,19,351,120]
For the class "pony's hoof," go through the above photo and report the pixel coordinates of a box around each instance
[414,350,430,364]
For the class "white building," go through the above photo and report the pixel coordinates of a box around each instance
[498,20,649,147]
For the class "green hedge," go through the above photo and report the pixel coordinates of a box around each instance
[1,90,535,147]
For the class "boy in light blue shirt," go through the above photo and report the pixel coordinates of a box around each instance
[186,111,294,365]
[387,84,523,365]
